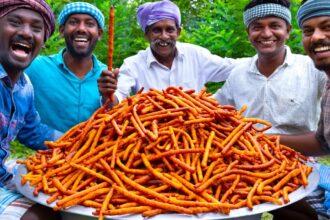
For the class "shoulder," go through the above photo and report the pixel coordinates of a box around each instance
[177,42,209,53]
[123,49,149,65]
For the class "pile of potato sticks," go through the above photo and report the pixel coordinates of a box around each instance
[18,86,312,220]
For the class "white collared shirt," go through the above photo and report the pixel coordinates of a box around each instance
[115,42,237,102]
[213,46,327,135]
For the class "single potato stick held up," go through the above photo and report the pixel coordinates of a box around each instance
[18,86,313,220]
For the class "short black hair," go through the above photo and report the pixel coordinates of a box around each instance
[244,0,291,11]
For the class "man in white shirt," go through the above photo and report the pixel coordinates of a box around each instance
[97,0,237,105]
[213,0,325,219]
[213,0,326,135]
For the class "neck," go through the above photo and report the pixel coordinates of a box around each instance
[63,50,93,79]
[2,64,23,86]
[152,49,176,69]
[257,48,286,78]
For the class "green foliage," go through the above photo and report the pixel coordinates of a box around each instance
[10,140,34,159]
[43,0,304,66]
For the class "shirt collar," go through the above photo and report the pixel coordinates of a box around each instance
[249,45,294,73]
[0,64,27,87]
[53,48,102,72]
[146,42,185,68]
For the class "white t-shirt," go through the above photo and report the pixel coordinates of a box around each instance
[213,46,327,135]
[115,42,237,102]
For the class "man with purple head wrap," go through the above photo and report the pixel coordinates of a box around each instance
[0,1,62,219]
[98,0,239,106]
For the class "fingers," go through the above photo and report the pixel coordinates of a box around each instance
[98,69,118,101]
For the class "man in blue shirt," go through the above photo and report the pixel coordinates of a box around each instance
[26,2,107,133]
[0,1,61,219]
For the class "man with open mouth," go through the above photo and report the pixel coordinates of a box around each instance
[25,2,107,133]
[0,1,62,219]
[97,0,241,106]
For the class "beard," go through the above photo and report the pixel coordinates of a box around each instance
[314,63,330,72]
[64,34,98,58]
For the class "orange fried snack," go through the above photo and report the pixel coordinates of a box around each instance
[18,86,312,220]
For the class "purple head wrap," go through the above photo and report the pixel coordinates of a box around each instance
[137,0,181,33]
[0,0,55,41]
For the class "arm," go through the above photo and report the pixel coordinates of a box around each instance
[279,132,329,156]
[17,102,60,150]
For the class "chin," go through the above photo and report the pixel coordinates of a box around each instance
[314,63,330,72]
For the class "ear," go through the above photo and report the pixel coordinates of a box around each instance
[98,28,103,41]
[286,24,292,40]
[59,25,65,37]
[177,26,181,36]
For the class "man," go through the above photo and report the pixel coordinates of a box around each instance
[26,2,107,132]
[98,0,237,105]
[213,0,326,135]
[0,1,61,219]
[279,0,330,219]
[213,0,326,219]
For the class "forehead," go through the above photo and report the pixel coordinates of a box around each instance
[250,16,287,26]
[66,13,97,23]
[4,8,43,23]
[150,19,177,28]
[302,16,330,28]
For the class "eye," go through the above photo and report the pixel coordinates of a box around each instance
[166,27,176,33]
[32,25,43,33]
[86,21,96,28]
[8,18,21,27]
[151,27,161,34]
[302,28,313,37]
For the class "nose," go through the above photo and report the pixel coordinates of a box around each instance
[310,28,326,43]
[18,24,33,39]
[261,26,272,38]
[159,30,170,39]
[76,22,87,33]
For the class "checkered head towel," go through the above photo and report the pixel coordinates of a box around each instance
[243,3,291,27]
[58,2,105,30]
[137,0,181,33]
[0,0,55,41]
[297,0,330,28]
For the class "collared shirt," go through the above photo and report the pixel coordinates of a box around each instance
[115,42,237,102]
[316,80,330,153]
[0,64,57,184]
[25,49,107,132]
[214,46,327,135]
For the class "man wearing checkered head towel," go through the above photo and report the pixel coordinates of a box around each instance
[97,0,241,107]
[277,1,330,220]
[0,1,63,219]
[25,2,111,133]
[214,1,328,218]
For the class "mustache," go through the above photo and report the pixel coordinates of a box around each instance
[11,35,34,48]
[310,41,330,51]
[151,39,175,46]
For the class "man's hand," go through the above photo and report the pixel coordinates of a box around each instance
[98,68,119,104]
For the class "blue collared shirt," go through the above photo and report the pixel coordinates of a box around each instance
[25,49,107,132]
[0,64,57,184]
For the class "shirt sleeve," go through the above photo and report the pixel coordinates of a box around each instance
[115,60,137,103]
[197,46,247,83]
[212,80,235,106]
[16,96,59,150]
[315,103,330,153]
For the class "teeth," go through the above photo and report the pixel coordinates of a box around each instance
[260,40,274,45]
[74,38,88,42]
[314,46,330,52]
[159,42,169,46]
[15,43,31,49]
